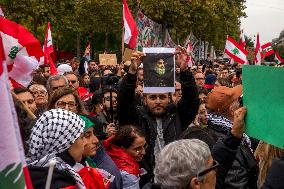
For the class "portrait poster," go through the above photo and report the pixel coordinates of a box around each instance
[143,48,175,93]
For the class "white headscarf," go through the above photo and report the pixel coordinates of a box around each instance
[27,109,86,189]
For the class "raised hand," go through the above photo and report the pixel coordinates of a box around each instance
[231,107,247,138]
[175,45,189,71]
[129,51,145,74]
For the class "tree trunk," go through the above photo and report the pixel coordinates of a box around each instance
[77,33,80,58]
[33,16,38,37]
[104,32,109,52]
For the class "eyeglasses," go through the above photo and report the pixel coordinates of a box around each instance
[68,80,77,84]
[56,101,77,109]
[32,90,47,96]
[134,143,148,154]
[197,160,219,180]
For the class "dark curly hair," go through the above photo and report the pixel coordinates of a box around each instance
[110,125,145,149]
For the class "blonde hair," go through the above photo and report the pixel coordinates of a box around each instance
[255,141,283,188]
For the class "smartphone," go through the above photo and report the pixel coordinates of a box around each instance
[239,95,243,107]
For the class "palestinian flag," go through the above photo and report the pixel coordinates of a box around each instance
[224,36,248,64]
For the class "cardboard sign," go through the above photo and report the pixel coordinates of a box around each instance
[243,65,284,148]
[99,54,117,65]
[143,48,175,93]
[123,48,134,62]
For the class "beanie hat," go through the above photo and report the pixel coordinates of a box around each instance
[205,74,217,85]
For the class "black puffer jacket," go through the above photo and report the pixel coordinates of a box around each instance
[208,118,258,189]
[117,70,200,186]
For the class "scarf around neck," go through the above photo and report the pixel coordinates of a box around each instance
[103,137,141,176]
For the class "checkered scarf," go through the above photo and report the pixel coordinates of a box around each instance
[27,109,86,189]
[208,112,251,148]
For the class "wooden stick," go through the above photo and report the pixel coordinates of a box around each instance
[122,26,125,61]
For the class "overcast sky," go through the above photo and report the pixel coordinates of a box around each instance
[241,0,284,44]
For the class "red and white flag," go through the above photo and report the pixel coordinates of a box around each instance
[275,51,283,65]
[239,29,246,47]
[0,17,43,87]
[261,42,274,58]
[224,36,248,64]
[43,22,57,75]
[186,42,193,67]
[123,0,138,49]
[0,35,33,189]
[254,33,262,65]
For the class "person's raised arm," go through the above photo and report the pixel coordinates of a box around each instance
[117,52,144,126]
[213,107,247,189]
[175,46,200,130]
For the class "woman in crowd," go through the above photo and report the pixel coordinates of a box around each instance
[80,115,123,189]
[48,87,87,114]
[27,109,88,188]
[255,141,283,188]
[103,125,147,189]
[81,73,91,91]
[29,84,49,114]
[192,103,208,127]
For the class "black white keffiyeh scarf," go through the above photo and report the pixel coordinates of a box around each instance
[27,109,86,189]
[208,112,251,148]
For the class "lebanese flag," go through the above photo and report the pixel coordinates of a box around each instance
[0,17,43,87]
[239,29,246,47]
[261,42,274,58]
[254,33,261,65]
[0,35,33,189]
[123,0,138,49]
[224,36,248,64]
[275,51,283,65]
[43,22,57,75]
[186,42,193,67]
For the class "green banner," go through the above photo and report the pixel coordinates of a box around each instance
[243,65,284,148]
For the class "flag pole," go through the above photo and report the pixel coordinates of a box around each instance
[122,27,125,62]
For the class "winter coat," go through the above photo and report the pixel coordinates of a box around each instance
[92,145,123,189]
[117,70,200,187]
[208,116,258,189]
[28,166,76,189]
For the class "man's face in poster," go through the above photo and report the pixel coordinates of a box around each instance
[155,59,166,75]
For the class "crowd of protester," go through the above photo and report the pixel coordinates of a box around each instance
[12,47,284,189]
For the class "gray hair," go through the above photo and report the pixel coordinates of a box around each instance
[154,139,211,189]
[46,75,68,93]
